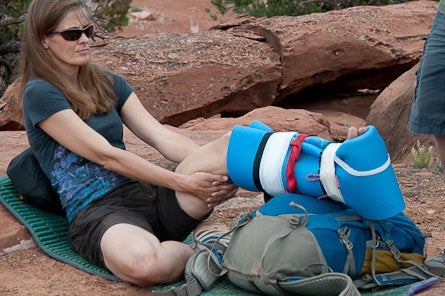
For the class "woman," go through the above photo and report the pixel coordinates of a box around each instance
[19,0,237,286]
[408,0,445,171]
[19,0,373,288]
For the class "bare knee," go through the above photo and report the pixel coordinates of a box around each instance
[109,249,175,286]
[176,132,231,175]
[125,254,165,286]
[218,132,231,150]
[100,224,185,286]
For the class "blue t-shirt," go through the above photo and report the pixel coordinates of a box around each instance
[23,73,134,222]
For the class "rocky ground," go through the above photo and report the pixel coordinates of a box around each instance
[0,1,444,295]
[1,159,444,295]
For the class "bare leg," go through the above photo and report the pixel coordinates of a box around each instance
[175,133,231,219]
[100,134,232,286]
[177,133,230,175]
[101,223,193,286]
[435,135,445,171]
[175,127,366,219]
[100,128,369,287]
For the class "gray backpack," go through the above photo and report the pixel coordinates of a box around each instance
[154,193,441,296]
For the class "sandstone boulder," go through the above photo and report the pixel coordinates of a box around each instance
[0,1,437,130]
[367,63,436,162]
[182,105,366,141]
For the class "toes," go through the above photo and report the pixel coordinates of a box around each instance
[347,127,368,139]
[347,127,358,139]
[358,127,368,135]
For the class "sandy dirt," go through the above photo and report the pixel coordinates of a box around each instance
[1,163,444,295]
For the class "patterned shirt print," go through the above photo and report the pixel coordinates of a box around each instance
[51,145,129,222]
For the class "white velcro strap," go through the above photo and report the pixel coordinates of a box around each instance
[319,143,344,204]
[334,154,391,177]
[259,132,297,196]
[320,142,392,204]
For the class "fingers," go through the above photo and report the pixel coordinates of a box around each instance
[186,172,237,207]
[210,183,238,198]
[211,174,229,185]
[206,185,239,208]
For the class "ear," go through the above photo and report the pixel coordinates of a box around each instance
[41,37,50,49]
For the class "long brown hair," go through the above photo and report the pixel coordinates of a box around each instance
[18,0,117,119]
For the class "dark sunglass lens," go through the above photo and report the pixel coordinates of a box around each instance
[56,25,93,41]
[84,25,94,38]
[61,30,82,41]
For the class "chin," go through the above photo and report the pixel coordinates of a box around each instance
[77,57,90,66]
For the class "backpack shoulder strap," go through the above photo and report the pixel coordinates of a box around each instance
[354,221,439,290]
[424,249,445,277]
[354,265,438,289]
[279,272,361,296]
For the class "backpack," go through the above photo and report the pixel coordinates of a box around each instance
[154,193,438,296]
[6,148,64,214]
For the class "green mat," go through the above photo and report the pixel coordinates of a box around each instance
[0,176,438,295]
[0,176,119,281]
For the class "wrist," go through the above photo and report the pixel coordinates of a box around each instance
[172,172,188,193]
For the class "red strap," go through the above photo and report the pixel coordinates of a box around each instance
[286,134,308,193]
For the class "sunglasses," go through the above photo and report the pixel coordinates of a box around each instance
[48,24,94,41]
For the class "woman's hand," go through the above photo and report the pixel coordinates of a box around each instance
[179,172,238,208]
[207,178,238,208]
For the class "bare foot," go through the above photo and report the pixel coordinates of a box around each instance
[347,127,367,139]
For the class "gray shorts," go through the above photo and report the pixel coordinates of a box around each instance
[408,11,445,135]
[67,181,202,267]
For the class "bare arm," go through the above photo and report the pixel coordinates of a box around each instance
[120,92,201,163]
[38,108,226,200]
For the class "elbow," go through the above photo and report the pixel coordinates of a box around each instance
[92,147,120,171]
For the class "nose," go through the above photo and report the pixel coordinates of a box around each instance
[78,32,90,43]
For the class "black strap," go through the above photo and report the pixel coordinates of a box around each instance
[252,132,273,192]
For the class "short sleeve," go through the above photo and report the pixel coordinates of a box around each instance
[22,79,71,128]
[109,73,134,113]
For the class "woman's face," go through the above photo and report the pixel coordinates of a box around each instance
[42,9,92,76]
